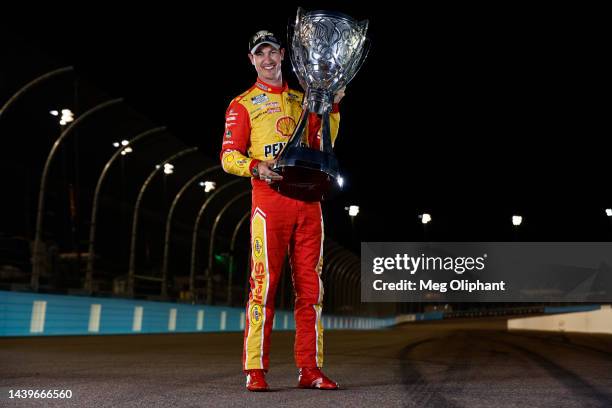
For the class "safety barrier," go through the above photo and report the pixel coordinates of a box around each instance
[395,305,604,326]
[543,305,601,314]
[0,290,395,336]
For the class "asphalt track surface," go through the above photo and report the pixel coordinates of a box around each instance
[2,317,612,407]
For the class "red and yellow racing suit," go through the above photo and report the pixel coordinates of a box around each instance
[220,78,339,371]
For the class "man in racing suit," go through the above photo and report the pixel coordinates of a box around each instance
[220,30,344,391]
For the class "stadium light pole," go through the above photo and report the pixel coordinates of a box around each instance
[419,212,432,241]
[345,205,359,228]
[189,179,247,301]
[512,214,522,241]
[32,98,123,291]
[206,191,250,304]
[85,126,167,293]
[127,147,198,296]
[0,66,74,120]
[160,165,221,297]
[227,210,251,305]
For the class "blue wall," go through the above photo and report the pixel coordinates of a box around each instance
[544,305,601,314]
[414,311,445,321]
[0,291,394,337]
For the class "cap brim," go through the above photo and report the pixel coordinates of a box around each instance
[250,41,281,54]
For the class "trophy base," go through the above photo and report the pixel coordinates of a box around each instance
[271,146,340,202]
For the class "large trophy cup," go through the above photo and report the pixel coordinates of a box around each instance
[271,8,369,201]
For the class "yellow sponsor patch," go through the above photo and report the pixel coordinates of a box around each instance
[253,237,264,258]
[250,304,263,327]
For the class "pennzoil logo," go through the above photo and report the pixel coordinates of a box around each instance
[254,237,264,258]
[276,116,296,138]
[264,142,286,158]
[250,304,263,327]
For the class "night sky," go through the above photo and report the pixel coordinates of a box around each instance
[2,2,609,251]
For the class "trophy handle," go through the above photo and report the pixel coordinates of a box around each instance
[344,31,371,87]
[288,8,308,91]
[359,18,369,34]
[296,6,304,21]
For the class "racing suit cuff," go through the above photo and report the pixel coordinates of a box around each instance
[331,103,340,113]
[249,159,261,177]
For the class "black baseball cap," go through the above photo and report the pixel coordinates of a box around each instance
[248,30,282,54]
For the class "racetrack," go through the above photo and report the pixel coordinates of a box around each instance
[2,317,612,407]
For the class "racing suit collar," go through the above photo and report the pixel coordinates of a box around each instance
[255,78,288,94]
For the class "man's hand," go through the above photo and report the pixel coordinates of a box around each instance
[333,87,346,104]
[257,160,283,183]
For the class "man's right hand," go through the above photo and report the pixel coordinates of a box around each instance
[257,161,283,183]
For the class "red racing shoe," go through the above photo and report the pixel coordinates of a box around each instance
[298,368,339,390]
[246,369,269,392]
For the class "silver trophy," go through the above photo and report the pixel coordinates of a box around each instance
[272,8,369,201]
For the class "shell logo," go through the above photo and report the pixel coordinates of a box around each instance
[275,116,296,138]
